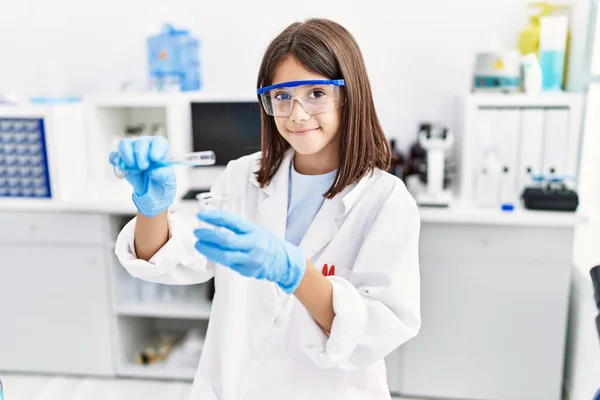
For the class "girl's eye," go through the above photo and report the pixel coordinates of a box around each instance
[274,92,291,101]
[309,90,326,99]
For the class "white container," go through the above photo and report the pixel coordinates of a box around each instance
[474,151,501,208]
[539,15,569,91]
[521,53,543,94]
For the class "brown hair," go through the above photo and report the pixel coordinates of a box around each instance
[255,18,391,198]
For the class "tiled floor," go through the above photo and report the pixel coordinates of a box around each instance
[0,373,416,399]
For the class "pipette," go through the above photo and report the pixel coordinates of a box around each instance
[112,150,216,179]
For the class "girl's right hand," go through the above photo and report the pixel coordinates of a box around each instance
[108,136,177,217]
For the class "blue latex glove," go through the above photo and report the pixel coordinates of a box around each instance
[194,210,307,293]
[108,136,176,217]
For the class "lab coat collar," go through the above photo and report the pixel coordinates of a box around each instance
[249,148,371,216]
[248,147,375,261]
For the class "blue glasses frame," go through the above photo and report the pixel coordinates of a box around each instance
[257,79,345,95]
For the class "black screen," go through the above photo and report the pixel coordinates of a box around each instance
[191,102,262,166]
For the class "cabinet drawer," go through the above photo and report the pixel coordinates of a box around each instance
[420,223,574,262]
[0,211,107,245]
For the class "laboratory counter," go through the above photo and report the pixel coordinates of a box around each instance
[0,196,586,227]
[0,197,585,400]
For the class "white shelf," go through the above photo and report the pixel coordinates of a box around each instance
[115,301,212,320]
[118,362,196,380]
[84,91,257,107]
[84,93,185,107]
[419,202,586,227]
[466,92,582,107]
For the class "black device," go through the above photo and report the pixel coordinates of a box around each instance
[521,186,579,212]
[591,265,600,341]
[191,101,262,166]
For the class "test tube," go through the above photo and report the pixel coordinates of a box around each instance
[196,192,241,229]
[112,150,216,179]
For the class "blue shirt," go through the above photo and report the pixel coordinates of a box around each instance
[285,162,337,246]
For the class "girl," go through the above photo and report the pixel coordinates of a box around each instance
[112,18,420,400]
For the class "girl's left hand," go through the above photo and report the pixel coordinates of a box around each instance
[194,210,307,293]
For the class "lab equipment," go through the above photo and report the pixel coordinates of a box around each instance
[147,23,200,92]
[518,2,557,55]
[474,149,502,208]
[194,209,307,294]
[112,150,216,179]
[521,174,579,211]
[521,53,543,94]
[414,124,454,207]
[0,118,51,198]
[197,192,241,233]
[539,15,569,91]
[197,192,239,213]
[458,94,582,210]
[135,332,179,365]
[166,328,204,369]
[592,265,600,341]
[257,79,345,117]
[472,51,521,92]
[388,139,406,179]
[0,378,3,400]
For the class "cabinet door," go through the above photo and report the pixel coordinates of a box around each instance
[0,245,114,376]
[395,224,572,400]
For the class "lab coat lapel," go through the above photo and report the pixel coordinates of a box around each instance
[299,175,372,262]
[254,149,294,239]
[299,193,344,262]
[245,149,293,325]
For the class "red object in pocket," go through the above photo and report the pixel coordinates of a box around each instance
[322,264,335,276]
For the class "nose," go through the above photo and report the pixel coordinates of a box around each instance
[289,98,310,122]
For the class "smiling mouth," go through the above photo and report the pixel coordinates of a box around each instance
[289,128,320,136]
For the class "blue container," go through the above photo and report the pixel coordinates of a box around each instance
[147,23,200,91]
[539,50,565,91]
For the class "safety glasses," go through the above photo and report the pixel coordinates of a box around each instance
[257,79,345,117]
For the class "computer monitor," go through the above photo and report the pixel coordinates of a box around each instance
[191,102,262,166]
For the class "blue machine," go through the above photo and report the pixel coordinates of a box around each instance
[0,118,52,198]
[147,23,201,92]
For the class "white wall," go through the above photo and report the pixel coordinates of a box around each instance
[0,0,587,151]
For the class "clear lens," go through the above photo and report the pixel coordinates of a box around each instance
[260,84,343,117]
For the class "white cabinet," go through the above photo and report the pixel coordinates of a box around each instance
[395,222,573,400]
[0,212,114,376]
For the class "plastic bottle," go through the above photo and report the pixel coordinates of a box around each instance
[475,150,501,208]
[147,23,201,92]
[521,53,543,93]
[517,3,571,90]
[518,3,556,56]
[539,15,569,91]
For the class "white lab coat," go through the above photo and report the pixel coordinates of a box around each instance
[115,149,421,400]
